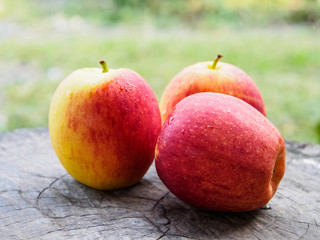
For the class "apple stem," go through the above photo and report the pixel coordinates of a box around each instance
[210,54,223,69]
[99,60,109,73]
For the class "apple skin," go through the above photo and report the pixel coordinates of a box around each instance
[160,61,266,124]
[49,67,161,190]
[155,93,285,212]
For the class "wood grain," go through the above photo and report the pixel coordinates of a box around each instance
[0,128,319,239]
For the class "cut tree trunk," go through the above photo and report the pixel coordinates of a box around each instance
[0,128,319,239]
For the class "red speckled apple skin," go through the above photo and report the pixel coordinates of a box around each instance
[50,68,161,190]
[155,93,285,212]
[160,61,266,124]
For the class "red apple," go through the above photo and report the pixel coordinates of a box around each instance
[155,93,285,212]
[160,54,266,124]
[49,60,161,190]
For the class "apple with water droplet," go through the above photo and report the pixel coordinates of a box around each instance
[49,60,161,190]
[160,54,266,124]
[155,93,285,212]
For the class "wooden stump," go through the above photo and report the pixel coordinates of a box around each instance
[0,128,319,239]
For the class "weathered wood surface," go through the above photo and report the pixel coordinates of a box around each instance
[0,128,319,240]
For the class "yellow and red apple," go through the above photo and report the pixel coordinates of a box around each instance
[160,54,266,124]
[49,61,161,190]
[155,93,285,212]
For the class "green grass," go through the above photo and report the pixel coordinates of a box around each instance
[2,0,320,27]
[1,25,320,144]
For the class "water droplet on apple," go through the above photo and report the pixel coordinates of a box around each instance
[66,89,72,98]
[168,116,174,125]
[181,129,185,134]
[260,205,272,210]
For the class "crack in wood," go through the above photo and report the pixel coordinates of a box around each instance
[298,223,310,240]
[35,174,69,235]
[152,192,169,212]
[273,225,303,237]
[248,227,262,240]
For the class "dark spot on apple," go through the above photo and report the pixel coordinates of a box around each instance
[95,102,101,114]
[111,118,116,127]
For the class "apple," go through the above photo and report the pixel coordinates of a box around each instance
[49,60,161,190]
[159,54,266,124]
[155,92,285,212]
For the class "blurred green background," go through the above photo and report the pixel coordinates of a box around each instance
[0,0,320,143]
